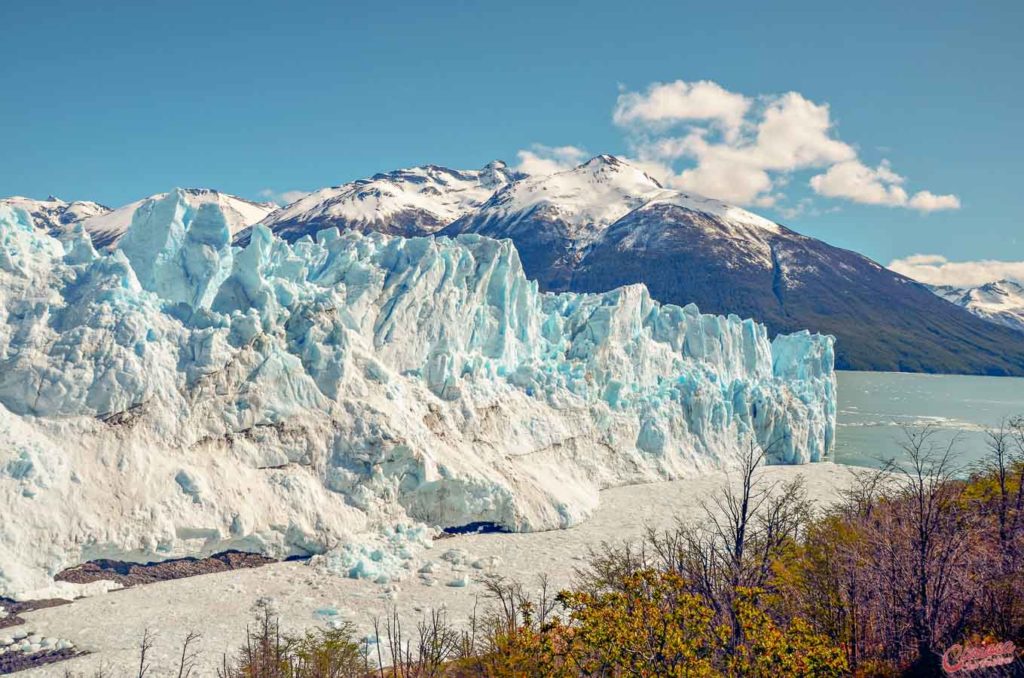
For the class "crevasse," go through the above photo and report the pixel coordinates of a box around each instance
[0,190,836,598]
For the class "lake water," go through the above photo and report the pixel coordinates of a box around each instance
[834,371,1024,470]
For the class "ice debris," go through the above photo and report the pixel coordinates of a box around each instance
[0,631,75,656]
[311,524,434,583]
[0,192,836,597]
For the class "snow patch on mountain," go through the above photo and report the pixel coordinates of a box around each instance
[448,155,780,244]
[457,155,665,240]
[0,192,834,598]
[249,161,521,244]
[929,280,1024,333]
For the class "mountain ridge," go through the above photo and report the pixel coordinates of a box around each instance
[929,279,1024,334]
[9,156,1024,376]
[237,161,522,245]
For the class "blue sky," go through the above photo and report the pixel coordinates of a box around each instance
[2,0,1021,281]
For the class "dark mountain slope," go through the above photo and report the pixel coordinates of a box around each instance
[570,203,1024,374]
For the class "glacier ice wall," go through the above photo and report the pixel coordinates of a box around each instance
[0,191,835,597]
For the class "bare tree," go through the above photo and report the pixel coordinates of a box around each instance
[828,427,981,673]
[176,630,202,678]
[967,417,1024,639]
[585,435,810,648]
[136,628,155,678]
[414,609,460,676]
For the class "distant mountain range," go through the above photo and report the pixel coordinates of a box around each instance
[240,161,521,244]
[929,280,1024,334]
[8,156,1024,375]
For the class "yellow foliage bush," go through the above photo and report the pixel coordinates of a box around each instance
[458,570,847,677]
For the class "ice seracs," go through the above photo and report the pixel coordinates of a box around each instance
[79,188,278,249]
[1,189,278,251]
[0,191,835,598]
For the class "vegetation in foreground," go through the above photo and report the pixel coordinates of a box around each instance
[56,419,1024,677]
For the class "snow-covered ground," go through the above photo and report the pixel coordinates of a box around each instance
[13,462,864,677]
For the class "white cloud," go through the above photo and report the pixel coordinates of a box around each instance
[809,160,908,206]
[259,188,309,206]
[809,161,960,212]
[669,149,774,204]
[907,191,961,212]
[613,80,751,141]
[610,79,959,211]
[889,254,1024,287]
[515,144,589,176]
[751,93,856,170]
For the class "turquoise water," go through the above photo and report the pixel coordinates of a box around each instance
[834,371,1024,470]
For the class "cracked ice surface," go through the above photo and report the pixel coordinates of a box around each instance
[0,190,835,597]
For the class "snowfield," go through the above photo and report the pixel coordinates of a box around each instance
[0,191,834,601]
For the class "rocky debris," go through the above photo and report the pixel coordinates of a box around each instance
[54,551,277,588]
[0,631,79,674]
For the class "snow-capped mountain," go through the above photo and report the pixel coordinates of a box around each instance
[79,188,278,249]
[438,155,1024,375]
[0,195,110,235]
[0,196,834,596]
[930,280,1024,333]
[251,154,1023,376]
[240,161,521,245]
[443,154,780,290]
[12,156,1022,376]
[451,154,777,241]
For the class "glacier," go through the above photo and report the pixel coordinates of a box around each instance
[0,189,835,598]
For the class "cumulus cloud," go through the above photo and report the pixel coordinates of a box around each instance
[259,188,309,206]
[907,191,962,212]
[809,160,960,212]
[515,144,590,176]
[809,160,908,206]
[613,80,751,141]
[889,254,1024,287]
[607,79,959,210]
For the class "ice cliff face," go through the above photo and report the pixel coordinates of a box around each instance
[0,189,835,598]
